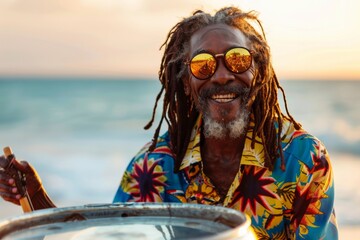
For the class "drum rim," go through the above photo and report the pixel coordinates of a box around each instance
[0,202,252,239]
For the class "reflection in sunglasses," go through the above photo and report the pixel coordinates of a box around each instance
[188,47,252,80]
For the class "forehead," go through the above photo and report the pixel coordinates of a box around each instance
[189,23,249,54]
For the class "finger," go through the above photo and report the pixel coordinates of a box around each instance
[0,191,21,205]
[0,176,15,185]
[10,159,33,174]
[0,169,15,185]
[0,183,19,195]
[0,155,10,169]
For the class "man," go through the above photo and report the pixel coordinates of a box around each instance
[0,7,338,239]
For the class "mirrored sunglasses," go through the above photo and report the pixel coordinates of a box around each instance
[186,47,253,80]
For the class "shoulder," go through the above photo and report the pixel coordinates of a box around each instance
[281,122,330,170]
[130,131,175,166]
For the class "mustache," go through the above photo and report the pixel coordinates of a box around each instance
[199,85,250,100]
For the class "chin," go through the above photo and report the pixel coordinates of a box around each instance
[209,109,243,124]
[203,111,249,139]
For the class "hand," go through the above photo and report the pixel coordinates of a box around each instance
[0,155,42,206]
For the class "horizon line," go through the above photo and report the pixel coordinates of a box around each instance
[0,75,359,81]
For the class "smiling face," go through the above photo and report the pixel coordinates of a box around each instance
[184,23,255,138]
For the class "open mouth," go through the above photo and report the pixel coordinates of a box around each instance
[210,93,239,103]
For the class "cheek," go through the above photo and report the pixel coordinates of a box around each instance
[244,70,254,87]
[188,78,208,109]
[189,77,207,98]
[237,63,255,88]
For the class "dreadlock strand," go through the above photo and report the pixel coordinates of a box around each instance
[275,108,286,171]
[144,85,165,130]
[257,85,272,131]
[148,114,165,152]
[278,84,301,130]
[260,131,272,169]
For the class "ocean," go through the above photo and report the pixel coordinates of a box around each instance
[0,78,359,229]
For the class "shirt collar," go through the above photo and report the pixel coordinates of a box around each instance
[180,115,203,170]
[180,115,295,170]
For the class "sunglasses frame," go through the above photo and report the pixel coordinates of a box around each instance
[185,47,254,80]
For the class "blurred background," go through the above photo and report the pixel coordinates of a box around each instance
[0,0,359,238]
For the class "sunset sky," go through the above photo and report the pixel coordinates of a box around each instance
[0,0,359,80]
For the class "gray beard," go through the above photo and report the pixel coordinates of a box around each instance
[198,86,250,140]
[202,109,250,139]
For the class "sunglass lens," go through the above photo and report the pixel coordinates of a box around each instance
[225,48,252,73]
[190,53,216,79]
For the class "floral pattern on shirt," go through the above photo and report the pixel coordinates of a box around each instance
[114,116,338,239]
[120,153,167,202]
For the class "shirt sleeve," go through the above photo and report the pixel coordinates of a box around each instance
[290,140,338,239]
[113,146,169,203]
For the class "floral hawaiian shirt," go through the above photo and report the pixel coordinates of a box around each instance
[114,116,338,239]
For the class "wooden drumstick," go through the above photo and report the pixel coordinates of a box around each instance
[3,146,34,212]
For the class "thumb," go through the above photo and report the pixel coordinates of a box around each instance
[10,159,33,174]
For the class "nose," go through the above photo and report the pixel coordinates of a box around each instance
[209,58,234,85]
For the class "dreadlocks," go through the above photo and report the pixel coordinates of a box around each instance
[144,6,301,172]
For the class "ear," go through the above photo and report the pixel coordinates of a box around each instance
[182,77,191,96]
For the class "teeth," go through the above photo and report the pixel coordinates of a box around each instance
[211,93,237,103]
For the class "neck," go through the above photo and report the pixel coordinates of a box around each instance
[200,131,246,201]
[201,132,246,165]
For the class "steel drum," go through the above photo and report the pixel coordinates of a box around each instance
[0,203,256,240]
